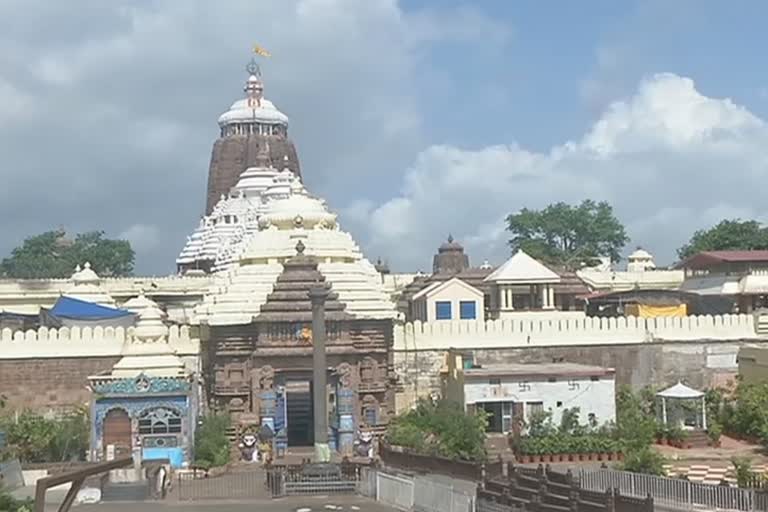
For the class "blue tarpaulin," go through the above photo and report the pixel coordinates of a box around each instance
[50,296,133,320]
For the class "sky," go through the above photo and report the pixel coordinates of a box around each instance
[1,0,768,275]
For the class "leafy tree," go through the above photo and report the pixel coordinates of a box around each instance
[677,219,768,261]
[506,200,629,269]
[0,229,134,278]
[386,398,488,461]
[194,414,231,469]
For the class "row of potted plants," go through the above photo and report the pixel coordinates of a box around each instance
[515,451,624,464]
[515,434,623,460]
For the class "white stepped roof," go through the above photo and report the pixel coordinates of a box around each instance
[485,250,560,284]
[193,185,397,325]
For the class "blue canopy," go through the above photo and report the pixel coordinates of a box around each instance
[50,296,133,320]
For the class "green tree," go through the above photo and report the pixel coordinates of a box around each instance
[506,200,629,269]
[194,414,231,469]
[677,219,768,261]
[0,229,134,278]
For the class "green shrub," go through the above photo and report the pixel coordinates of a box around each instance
[708,422,723,444]
[194,414,231,468]
[0,409,88,463]
[621,446,666,475]
[386,399,487,461]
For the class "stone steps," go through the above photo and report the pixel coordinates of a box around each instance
[101,481,149,502]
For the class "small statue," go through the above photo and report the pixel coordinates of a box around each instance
[354,430,374,458]
[239,433,259,463]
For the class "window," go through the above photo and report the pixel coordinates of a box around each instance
[526,401,544,418]
[556,401,563,408]
[489,378,501,386]
[459,301,477,320]
[138,407,182,435]
[502,402,513,433]
[435,301,452,320]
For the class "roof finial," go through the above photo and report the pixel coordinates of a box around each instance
[447,234,454,243]
[296,240,305,255]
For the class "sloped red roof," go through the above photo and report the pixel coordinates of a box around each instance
[679,250,768,269]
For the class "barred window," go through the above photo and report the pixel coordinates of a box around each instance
[138,407,182,435]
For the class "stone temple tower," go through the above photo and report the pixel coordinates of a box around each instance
[205,58,301,214]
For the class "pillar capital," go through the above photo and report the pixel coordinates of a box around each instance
[308,285,331,305]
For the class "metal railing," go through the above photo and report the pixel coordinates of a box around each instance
[414,475,474,512]
[377,471,415,511]
[580,468,764,511]
[373,469,475,512]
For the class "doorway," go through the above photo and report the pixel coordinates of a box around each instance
[103,409,132,458]
[285,380,314,446]
[480,402,503,433]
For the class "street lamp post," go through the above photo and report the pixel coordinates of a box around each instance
[309,286,331,462]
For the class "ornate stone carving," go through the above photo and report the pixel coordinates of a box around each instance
[360,357,377,383]
[91,375,190,395]
[337,362,354,389]
[258,365,275,390]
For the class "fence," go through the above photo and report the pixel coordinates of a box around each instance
[379,443,504,482]
[177,470,267,501]
[367,467,475,512]
[580,468,765,511]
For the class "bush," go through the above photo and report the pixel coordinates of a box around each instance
[0,409,88,463]
[621,446,666,475]
[194,414,231,469]
[386,399,487,461]
[708,422,723,444]
[0,487,33,512]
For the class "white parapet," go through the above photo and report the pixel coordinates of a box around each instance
[0,325,199,359]
[394,314,761,351]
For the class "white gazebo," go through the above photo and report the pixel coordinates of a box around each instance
[656,381,707,430]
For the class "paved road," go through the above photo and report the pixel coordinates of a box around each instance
[77,496,396,512]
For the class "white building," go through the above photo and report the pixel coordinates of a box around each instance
[577,248,685,292]
[410,277,485,322]
[443,352,616,434]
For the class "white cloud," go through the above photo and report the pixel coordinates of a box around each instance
[0,1,509,274]
[349,73,768,270]
[119,223,161,253]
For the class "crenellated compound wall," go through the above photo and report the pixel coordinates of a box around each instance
[0,325,200,412]
[392,314,768,412]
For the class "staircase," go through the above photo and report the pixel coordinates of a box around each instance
[685,429,710,449]
[756,313,768,335]
[101,481,150,502]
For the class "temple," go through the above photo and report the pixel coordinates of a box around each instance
[4,52,768,468]
[205,58,300,215]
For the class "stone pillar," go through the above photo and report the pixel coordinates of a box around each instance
[540,285,548,309]
[310,286,331,462]
[548,286,555,310]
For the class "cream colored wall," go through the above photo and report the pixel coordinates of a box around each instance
[422,282,484,322]
[0,325,199,359]
[395,314,762,352]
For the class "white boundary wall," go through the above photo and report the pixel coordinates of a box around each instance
[0,325,199,359]
[395,314,761,351]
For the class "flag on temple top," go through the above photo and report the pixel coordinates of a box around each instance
[253,44,271,57]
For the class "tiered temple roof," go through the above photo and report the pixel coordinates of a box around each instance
[193,180,397,325]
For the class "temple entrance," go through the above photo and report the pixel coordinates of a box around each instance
[285,380,314,446]
[103,409,132,458]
